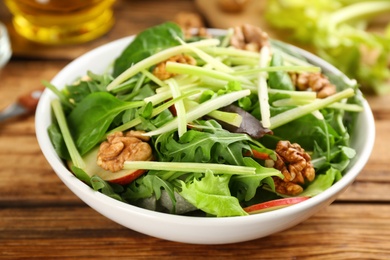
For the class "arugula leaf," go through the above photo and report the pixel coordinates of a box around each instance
[142,174,175,201]
[313,143,356,172]
[230,158,284,202]
[67,92,144,155]
[123,172,193,214]
[179,171,248,217]
[154,120,253,166]
[122,176,154,201]
[90,175,124,201]
[330,146,356,171]
[113,22,184,77]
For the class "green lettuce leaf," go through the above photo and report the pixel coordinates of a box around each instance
[300,167,342,197]
[179,171,248,217]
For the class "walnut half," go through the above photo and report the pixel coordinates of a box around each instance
[290,72,336,98]
[173,12,209,39]
[272,140,315,196]
[230,24,270,52]
[152,54,197,80]
[97,131,153,173]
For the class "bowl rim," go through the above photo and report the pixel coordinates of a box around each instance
[35,30,376,227]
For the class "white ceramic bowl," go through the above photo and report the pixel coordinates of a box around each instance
[35,31,375,244]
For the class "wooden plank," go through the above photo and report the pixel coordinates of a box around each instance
[1,204,389,259]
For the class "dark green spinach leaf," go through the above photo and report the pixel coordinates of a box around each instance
[67,92,144,155]
[66,71,113,104]
[113,22,184,77]
[268,52,294,90]
[47,122,71,161]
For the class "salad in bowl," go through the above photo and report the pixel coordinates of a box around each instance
[36,22,374,243]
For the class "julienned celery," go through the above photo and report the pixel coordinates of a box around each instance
[327,102,363,112]
[257,46,271,128]
[106,38,221,91]
[175,36,234,73]
[145,84,200,105]
[232,65,320,76]
[201,46,260,59]
[143,89,251,136]
[155,75,199,94]
[165,62,242,83]
[201,46,313,67]
[51,99,85,169]
[43,81,74,109]
[269,88,355,129]
[166,78,187,137]
[268,88,317,100]
[207,110,243,127]
[123,161,256,175]
[141,69,167,88]
[106,90,201,136]
[274,49,313,67]
[273,98,364,112]
[184,99,243,127]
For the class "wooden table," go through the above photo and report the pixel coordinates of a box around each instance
[1,0,389,259]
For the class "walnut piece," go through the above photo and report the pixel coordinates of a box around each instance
[272,141,315,196]
[97,131,152,172]
[153,54,197,80]
[290,72,337,98]
[173,12,210,39]
[230,24,270,52]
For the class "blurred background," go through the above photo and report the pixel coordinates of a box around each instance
[1,0,389,95]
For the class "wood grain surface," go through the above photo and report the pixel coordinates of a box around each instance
[1,0,389,259]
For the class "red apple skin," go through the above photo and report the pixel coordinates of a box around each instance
[244,149,270,160]
[69,147,151,186]
[243,196,310,214]
[108,169,146,185]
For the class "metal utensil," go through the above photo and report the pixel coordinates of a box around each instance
[0,89,43,122]
[0,22,12,69]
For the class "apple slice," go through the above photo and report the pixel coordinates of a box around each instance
[68,146,148,185]
[244,149,271,160]
[243,196,310,214]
